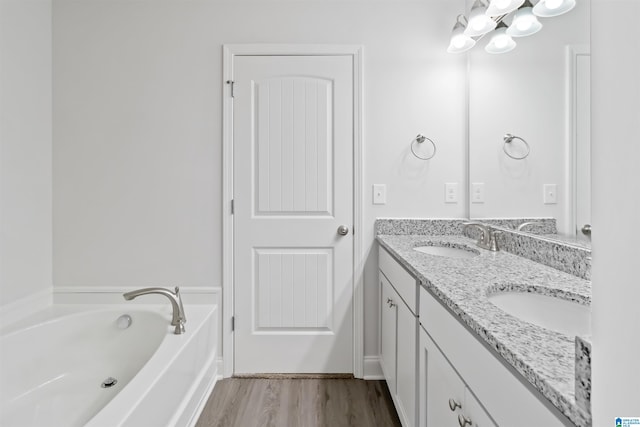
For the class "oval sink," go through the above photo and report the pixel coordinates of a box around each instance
[488,292,591,336]
[413,245,479,259]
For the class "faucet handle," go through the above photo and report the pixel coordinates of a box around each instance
[174,286,187,324]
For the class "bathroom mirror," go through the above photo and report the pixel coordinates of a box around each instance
[466,0,590,243]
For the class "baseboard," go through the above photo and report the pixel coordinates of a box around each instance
[216,357,225,379]
[363,355,384,380]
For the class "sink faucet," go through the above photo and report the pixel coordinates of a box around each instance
[463,222,501,252]
[517,221,543,232]
[123,286,187,334]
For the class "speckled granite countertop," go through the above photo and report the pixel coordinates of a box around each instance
[377,234,592,427]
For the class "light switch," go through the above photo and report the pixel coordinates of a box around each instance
[472,183,485,204]
[373,184,387,205]
[544,184,557,204]
[445,183,458,203]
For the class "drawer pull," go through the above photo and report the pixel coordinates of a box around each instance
[448,398,462,411]
[458,414,472,426]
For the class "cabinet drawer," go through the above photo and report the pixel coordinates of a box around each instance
[379,247,417,314]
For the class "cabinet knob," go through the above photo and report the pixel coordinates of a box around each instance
[458,414,472,427]
[448,398,462,411]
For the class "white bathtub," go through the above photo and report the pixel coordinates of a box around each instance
[0,303,217,427]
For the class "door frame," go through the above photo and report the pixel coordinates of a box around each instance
[222,44,364,378]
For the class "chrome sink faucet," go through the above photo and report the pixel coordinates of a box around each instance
[123,286,187,334]
[463,222,501,252]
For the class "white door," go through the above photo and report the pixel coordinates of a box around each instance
[232,55,354,374]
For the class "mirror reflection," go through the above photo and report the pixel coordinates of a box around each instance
[466,0,590,244]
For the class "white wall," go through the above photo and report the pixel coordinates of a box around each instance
[468,0,589,234]
[0,0,53,306]
[591,0,640,422]
[53,0,466,359]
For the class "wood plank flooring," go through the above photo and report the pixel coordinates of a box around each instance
[195,378,402,427]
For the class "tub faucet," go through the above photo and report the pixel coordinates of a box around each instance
[463,222,501,252]
[123,286,187,334]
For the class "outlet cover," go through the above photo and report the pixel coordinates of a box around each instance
[472,183,485,204]
[445,183,458,203]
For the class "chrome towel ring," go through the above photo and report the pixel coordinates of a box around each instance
[503,133,530,160]
[410,134,437,160]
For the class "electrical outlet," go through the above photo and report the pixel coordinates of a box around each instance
[373,184,386,205]
[544,184,557,204]
[472,183,485,204]
[445,183,458,203]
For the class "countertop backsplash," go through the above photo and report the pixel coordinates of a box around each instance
[375,218,591,280]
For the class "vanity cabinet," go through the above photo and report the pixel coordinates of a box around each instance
[379,248,418,427]
[379,243,570,427]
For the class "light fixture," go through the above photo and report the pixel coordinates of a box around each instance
[485,22,517,54]
[447,15,477,53]
[507,0,542,37]
[464,0,497,37]
[532,0,576,17]
[486,0,525,17]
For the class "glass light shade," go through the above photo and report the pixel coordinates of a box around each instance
[485,25,517,54]
[532,0,576,17]
[486,0,525,17]
[464,0,497,37]
[506,6,542,37]
[447,21,476,53]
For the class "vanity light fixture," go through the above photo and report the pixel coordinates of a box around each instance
[507,0,543,37]
[485,22,517,54]
[464,0,497,37]
[447,0,575,54]
[486,0,525,17]
[448,15,477,53]
[532,0,576,17]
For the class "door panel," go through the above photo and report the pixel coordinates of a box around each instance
[234,55,353,374]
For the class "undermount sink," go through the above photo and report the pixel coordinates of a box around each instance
[413,244,479,259]
[488,291,591,336]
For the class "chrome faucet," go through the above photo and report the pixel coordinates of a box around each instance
[123,286,187,334]
[463,222,501,252]
[517,221,543,232]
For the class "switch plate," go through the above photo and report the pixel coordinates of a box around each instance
[544,184,557,204]
[445,183,458,203]
[373,184,387,205]
[471,183,485,204]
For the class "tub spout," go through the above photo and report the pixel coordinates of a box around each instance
[123,287,186,334]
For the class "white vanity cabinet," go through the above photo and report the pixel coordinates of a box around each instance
[379,243,571,427]
[419,325,496,427]
[379,247,418,427]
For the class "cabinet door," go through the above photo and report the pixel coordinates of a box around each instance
[380,274,397,394]
[396,297,417,427]
[462,388,497,427]
[419,327,465,427]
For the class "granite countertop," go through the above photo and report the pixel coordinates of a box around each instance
[377,234,592,427]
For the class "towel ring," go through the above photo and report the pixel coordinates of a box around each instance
[503,134,530,160]
[410,134,437,160]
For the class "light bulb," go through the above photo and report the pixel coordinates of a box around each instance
[494,35,509,49]
[516,16,534,31]
[545,0,562,9]
[452,36,467,49]
[495,0,511,9]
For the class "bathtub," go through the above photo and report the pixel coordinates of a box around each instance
[0,303,217,427]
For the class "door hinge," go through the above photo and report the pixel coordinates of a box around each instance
[230,199,234,214]
[231,316,235,332]
[226,80,235,98]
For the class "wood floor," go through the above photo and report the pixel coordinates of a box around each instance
[195,378,402,427]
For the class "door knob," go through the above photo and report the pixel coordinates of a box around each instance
[337,225,349,236]
[581,224,591,237]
